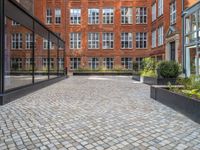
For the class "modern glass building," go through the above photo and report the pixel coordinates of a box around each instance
[0,0,65,105]
[184,1,200,77]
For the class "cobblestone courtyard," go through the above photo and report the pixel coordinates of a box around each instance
[0,76,200,150]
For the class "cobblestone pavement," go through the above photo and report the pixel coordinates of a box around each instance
[0,76,200,150]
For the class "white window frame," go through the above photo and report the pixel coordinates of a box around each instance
[88,8,99,24]
[103,58,114,70]
[43,39,53,50]
[170,1,176,25]
[70,9,81,24]
[121,32,133,49]
[158,0,163,17]
[136,7,147,24]
[103,32,114,49]
[70,58,81,70]
[88,33,99,49]
[121,57,132,70]
[46,8,52,24]
[152,30,157,48]
[136,32,147,49]
[103,8,114,24]
[70,33,81,49]
[121,7,133,24]
[152,3,156,22]
[158,26,164,46]
[12,33,22,49]
[88,57,99,70]
[26,33,33,49]
[55,8,61,24]
[11,58,22,70]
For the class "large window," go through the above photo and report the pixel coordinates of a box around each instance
[70,58,81,70]
[103,58,114,69]
[136,57,143,71]
[158,26,164,46]
[43,39,53,50]
[70,9,81,24]
[12,33,22,49]
[152,30,157,48]
[46,8,52,24]
[103,33,114,49]
[55,8,61,24]
[88,33,99,49]
[121,57,132,70]
[136,32,147,49]
[158,0,163,17]
[121,7,133,24]
[121,32,133,49]
[88,58,99,70]
[152,3,156,22]
[26,33,33,49]
[170,1,176,25]
[11,58,22,70]
[70,33,81,49]
[88,8,99,24]
[103,8,114,24]
[136,7,147,24]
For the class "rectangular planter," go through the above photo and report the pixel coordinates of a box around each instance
[73,72,132,76]
[142,76,176,85]
[151,86,200,124]
[132,74,140,81]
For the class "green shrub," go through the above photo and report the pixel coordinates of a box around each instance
[157,61,180,78]
[141,57,157,77]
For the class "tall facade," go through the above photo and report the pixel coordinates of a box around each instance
[33,0,199,71]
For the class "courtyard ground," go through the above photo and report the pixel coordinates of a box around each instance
[0,76,200,150]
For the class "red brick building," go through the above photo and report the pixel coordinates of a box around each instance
[33,0,199,71]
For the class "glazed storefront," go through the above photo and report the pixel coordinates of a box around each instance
[0,0,65,105]
[184,2,200,77]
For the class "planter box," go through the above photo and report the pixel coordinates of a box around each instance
[132,74,140,81]
[151,86,200,124]
[73,71,132,76]
[142,76,176,85]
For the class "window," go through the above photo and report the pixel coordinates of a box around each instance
[121,57,132,70]
[70,9,81,24]
[152,3,156,22]
[43,39,53,49]
[136,7,147,24]
[158,0,163,16]
[12,21,20,26]
[103,8,114,24]
[103,33,114,49]
[58,58,64,70]
[42,58,54,70]
[46,8,52,24]
[103,58,114,69]
[136,57,143,71]
[88,9,99,24]
[152,30,156,48]
[12,33,22,49]
[70,33,81,49]
[136,32,147,48]
[170,1,176,25]
[70,58,81,70]
[121,32,133,49]
[88,57,99,70]
[26,33,33,49]
[121,7,133,24]
[158,26,164,46]
[55,8,61,24]
[88,33,99,49]
[11,58,22,70]
[26,58,33,70]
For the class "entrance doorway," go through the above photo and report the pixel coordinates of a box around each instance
[170,41,176,61]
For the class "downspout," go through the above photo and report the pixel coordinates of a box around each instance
[182,0,186,76]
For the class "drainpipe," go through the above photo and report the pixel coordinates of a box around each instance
[182,0,186,76]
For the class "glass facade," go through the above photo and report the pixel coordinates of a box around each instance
[0,0,65,103]
[184,3,200,77]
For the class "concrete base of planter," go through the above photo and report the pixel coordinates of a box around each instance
[151,86,200,124]
[142,76,176,85]
[132,74,140,81]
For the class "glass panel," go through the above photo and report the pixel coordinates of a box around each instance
[58,44,64,75]
[50,40,57,79]
[4,17,33,91]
